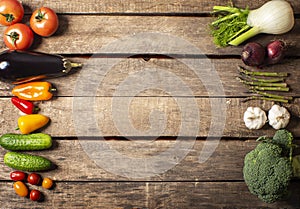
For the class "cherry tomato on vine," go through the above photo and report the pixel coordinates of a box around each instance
[30,7,59,37]
[27,173,41,185]
[0,0,24,26]
[3,23,34,50]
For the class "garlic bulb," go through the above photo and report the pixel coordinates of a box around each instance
[243,107,267,130]
[268,104,290,130]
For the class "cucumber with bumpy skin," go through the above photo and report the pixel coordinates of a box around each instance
[4,152,52,171]
[0,133,52,151]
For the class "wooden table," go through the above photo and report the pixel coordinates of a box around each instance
[0,0,300,208]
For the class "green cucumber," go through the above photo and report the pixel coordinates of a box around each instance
[4,152,53,171]
[0,133,52,151]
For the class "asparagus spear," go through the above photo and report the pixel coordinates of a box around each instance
[239,73,285,83]
[243,96,289,103]
[238,66,288,77]
[237,77,288,88]
[249,86,289,92]
[251,90,293,101]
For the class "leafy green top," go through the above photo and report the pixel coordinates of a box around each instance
[210,6,250,47]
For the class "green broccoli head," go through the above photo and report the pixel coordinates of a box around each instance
[243,142,293,203]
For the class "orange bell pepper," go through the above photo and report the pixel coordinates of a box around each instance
[18,114,50,134]
[12,81,56,101]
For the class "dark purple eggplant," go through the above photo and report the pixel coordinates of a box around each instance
[0,50,82,83]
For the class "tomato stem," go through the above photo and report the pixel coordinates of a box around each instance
[35,9,45,22]
[1,13,15,23]
[6,32,19,46]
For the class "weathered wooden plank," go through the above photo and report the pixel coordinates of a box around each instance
[0,139,258,181]
[0,58,298,97]
[0,16,299,55]
[21,0,300,14]
[0,181,299,209]
[0,97,299,137]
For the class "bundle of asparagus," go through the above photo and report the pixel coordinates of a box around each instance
[238,66,292,103]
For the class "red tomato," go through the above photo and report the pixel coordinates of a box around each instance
[30,190,41,201]
[0,0,24,26]
[30,7,59,37]
[27,173,41,185]
[10,171,26,181]
[3,23,34,50]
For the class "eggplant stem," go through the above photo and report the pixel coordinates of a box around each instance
[63,59,83,73]
[70,62,83,68]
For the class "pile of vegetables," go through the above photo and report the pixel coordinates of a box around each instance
[211,0,294,47]
[1,91,55,201]
[0,0,82,83]
[212,0,299,204]
[0,0,82,202]
[243,129,300,203]
[211,1,295,103]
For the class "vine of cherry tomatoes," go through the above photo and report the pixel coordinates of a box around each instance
[0,0,59,50]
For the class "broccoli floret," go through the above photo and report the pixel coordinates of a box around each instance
[273,129,294,159]
[243,142,293,203]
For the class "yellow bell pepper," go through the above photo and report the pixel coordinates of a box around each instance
[18,114,50,134]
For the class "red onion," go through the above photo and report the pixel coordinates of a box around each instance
[266,40,286,65]
[241,42,266,67]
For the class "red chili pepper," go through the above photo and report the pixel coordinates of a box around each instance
[11,97,39,114]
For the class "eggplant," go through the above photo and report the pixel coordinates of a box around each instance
[0,50,82,83]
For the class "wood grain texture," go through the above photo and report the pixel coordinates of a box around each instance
[0,97,300,137]
[0,181,299,209]
[0,58,299,97]
[21,0,300,14]
[0,139,258,181]
[0,16,299,55]
[0,0,298,208]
